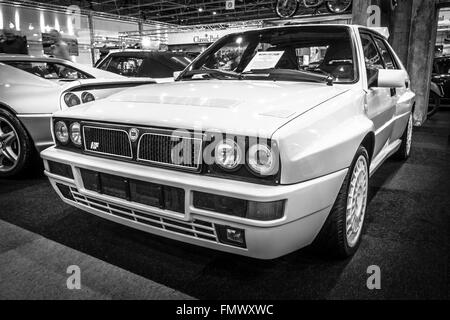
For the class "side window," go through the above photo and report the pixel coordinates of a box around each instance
[374,38,397,70]
[50,63,90,80]
[97,57,111,71]
[360,33,384,70]
[4,61,90,80]
[104,56,144,77]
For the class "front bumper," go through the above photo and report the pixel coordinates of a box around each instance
[41,147,347,259]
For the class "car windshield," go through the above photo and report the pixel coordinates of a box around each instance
[98,53,192,78]
[181,26,357,84]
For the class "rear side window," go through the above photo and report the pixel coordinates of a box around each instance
[99,56,144,77]
[360,33,384,70]
[97,54,190,78]
[4,61,92,80]
[374,37,397,70]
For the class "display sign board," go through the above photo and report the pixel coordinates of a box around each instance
[225,0,235,10]
[168,27,255,45]
[42,33,79,56]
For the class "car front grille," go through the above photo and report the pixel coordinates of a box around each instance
[81,123,202,171]
[138,133,202,170]
[67,186,218,243]
[83,126,132,159]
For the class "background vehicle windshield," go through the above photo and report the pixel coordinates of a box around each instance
[98,53,192,78]
[187,26,357,83]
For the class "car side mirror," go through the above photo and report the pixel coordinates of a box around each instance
[367,68,408,88]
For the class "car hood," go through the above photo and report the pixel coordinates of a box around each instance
[56,80,349,137]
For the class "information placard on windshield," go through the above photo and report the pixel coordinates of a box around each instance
[243,51,284,72]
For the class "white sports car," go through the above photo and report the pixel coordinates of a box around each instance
[0,55,155,177]
[41,25,415,259]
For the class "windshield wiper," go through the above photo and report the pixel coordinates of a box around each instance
[180,68,241,80]
[240,68,333,86]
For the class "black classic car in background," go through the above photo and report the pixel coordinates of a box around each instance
[429,56,450,117]
[95,50,192,82]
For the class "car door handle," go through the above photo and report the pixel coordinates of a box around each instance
[390,88,396,97]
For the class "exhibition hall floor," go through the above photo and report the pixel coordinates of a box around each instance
[0,112,449,299]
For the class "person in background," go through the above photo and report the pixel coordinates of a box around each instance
[0,30,28,54]
[49,29,71,61]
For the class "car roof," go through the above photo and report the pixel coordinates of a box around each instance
[107,50,190,57]
[0,54,72,64]
[218,24,357,39]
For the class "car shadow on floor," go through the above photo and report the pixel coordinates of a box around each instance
[2,169,408,299]
[0,128,440,299]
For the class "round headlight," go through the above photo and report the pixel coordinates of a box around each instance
[214,138,242,171]
[81,92,95,103]
[70,122,82,147]
[247,144,278,176]
[64,93,81,107]
[54,121,69,144]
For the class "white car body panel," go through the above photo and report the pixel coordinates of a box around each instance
[41,25,416,259]
[54,80,349,138]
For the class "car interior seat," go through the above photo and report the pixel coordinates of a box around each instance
[319,41,354,80]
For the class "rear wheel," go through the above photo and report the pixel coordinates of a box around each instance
[0,108,34,178]
[313,146,369,258]
[393,112,413,160]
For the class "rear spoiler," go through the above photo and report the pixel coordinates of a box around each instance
[59,78,156,109]
[368,27,390,39]
[61,78,156,93]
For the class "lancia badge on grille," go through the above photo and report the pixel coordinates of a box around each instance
[129,128,140,142]
[90,142,99,150]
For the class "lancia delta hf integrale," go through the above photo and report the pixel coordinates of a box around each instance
[41,25,415,259]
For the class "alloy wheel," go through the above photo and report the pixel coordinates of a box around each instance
[0,116,20,173]
[346,155,368,248]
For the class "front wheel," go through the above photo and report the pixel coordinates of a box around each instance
[0,108,34,178]
[274,0,299,18]
[313,146,369,258]
[325,0,353,14]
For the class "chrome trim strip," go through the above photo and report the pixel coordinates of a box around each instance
[17,113,53,118]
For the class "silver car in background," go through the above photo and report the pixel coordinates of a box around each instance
[0,55,155,177]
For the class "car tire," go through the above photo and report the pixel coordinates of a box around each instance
[393,112,413,161]
[0,108,34,178]
[312,146,370,259]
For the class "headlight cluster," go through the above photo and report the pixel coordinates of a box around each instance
[63,91,95,107]
[215,139,243,171]
[54,120,82,148]
[247,143,277,176]
[212,137,279,179]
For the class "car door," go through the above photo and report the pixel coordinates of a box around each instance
[360,32,396,158]
[373,36,414,142]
